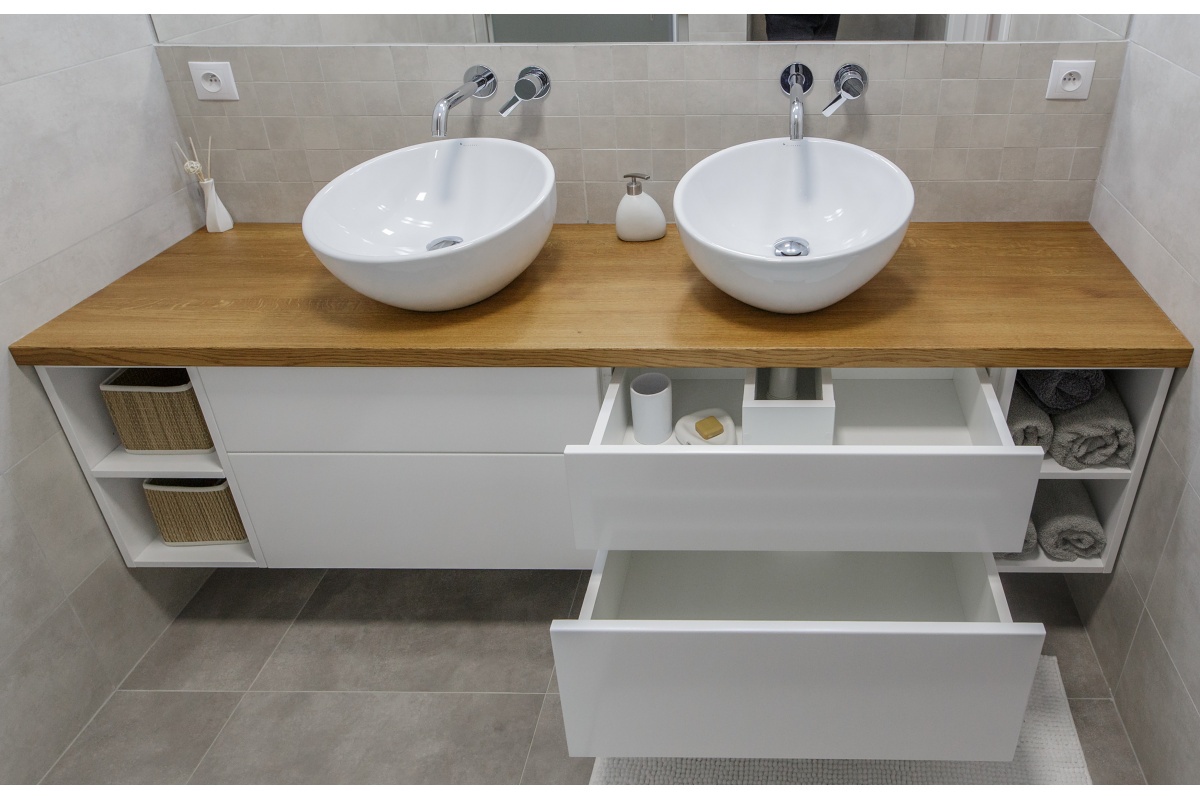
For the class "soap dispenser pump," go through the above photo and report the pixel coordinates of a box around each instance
[616,173,667,242]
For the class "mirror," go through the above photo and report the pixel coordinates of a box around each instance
[151,13,1129,45]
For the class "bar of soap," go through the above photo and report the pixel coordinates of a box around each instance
[695,415,725,440]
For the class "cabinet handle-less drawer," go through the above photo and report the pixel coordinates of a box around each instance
[563,368,1044,553]
[550,549,1045,760]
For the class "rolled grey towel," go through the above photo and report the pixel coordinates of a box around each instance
[1007,384,1053,454]
[1017,369,1105,412]
[1031,481,1106,561]
[997,519,1038,560]
[1048,383,1135,470]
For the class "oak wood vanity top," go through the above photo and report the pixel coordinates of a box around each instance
[9,222,1192,368]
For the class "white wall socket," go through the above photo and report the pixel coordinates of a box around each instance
[1045,59,1095,100]
[188,61,240,101]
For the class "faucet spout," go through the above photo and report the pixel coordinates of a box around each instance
[432,81,476,138]
[430,66,496,138]
[790,86,804,141]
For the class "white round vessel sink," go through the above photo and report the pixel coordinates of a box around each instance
[302,138,556,311]
[674,138,914,314]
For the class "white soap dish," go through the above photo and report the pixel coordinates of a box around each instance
[674,408,737,446]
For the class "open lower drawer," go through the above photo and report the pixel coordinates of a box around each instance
[564,368,1043,552]
[551,549,1045,760]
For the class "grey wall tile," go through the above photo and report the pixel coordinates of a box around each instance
[44,690,242,784]
[8,433,114,595]
[1144,485,1200,704]
[0,15,156,88]
[1114,613,1200,784]
[0,472,63,664]
[1120,439,1187,598]
[1068,563,1145,690]
[0,604,112,783]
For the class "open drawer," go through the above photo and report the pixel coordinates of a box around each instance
[550,549,1045,760]
[563,367,1043,553]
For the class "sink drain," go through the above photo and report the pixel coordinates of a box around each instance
[426,236,464,251]
[774,237,810,257]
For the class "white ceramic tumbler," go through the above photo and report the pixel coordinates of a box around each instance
[630,372,673,444]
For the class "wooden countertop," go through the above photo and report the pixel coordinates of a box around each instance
[9,223,1192,368]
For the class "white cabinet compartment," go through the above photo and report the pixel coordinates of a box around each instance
[199,367,600,454]
[564,368,1044,553]
[741,368,835,445]
[228,453,592,569]
[551,549,1045,760]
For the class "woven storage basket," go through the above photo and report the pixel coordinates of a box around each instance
[100,368,214,453]
[143,478,247,545]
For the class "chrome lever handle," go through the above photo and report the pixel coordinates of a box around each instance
[823,63,867,117]
[499,66,551,117]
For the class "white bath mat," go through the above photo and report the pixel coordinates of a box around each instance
[590,656,1090,785]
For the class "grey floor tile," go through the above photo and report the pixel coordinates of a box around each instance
[521,693,594,785]
[252,569,577,692]
[191,691,542,784]
[1068,699,1144,785]
[1000,573,1111,697]
[43,690,242,784]
[122,568,323,691]
[0,604,111,784]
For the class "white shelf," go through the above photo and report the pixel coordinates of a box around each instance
[91,445,224,478]
[131,538,258,567]
[995,549,1110,573]
[1039,458,1131,480]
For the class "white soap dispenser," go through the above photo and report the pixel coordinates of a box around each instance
[616,173,667,242]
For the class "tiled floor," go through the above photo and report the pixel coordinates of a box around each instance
[40,569,1143,784]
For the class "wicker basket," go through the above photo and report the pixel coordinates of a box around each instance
[100,368,215,453]
[143,479,247,546]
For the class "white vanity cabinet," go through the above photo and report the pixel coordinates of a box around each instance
[196,367,601,569]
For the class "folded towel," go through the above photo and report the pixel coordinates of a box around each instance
[1031,481,1106,561]
[1048,383,1135,470]
[1007,384,1053,454]
[997,519,1038,560]
[1017,369,1105,412]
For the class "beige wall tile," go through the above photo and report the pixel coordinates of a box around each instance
[979,43,1020,80]
[0,473,63,665]
[554,182,586,224]
[942,44,982,79]
[904,43,944,79]
[1068,563,1146,689]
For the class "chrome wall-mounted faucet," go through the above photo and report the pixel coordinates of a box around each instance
[431,65,497,138]
[822,64,868,117]
[779,63,813,141]
[499,66,551,117]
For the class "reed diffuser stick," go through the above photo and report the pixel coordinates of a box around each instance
[206,136,212,181]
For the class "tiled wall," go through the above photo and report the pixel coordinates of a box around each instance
[152,13,485,45]
[0,16,209,783]
[1070,14,1200,785]
[158,39,1125,224]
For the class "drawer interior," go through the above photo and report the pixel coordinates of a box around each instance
[587,550,1009,624]
[597,368,1008,448]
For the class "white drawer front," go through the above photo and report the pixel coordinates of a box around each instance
[564,368,1043,552]
[551,550,1045,760]
[229,453,593,569]
[199,367,600,454]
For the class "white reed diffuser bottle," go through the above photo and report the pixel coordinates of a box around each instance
[616,173,666,242]
[175,137,233,233]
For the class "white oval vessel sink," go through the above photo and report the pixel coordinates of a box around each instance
[674,138,914,314]
[302,138,556,311]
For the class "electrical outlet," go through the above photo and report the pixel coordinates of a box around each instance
[1045,59,1095,100]
[188,61,240,101]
